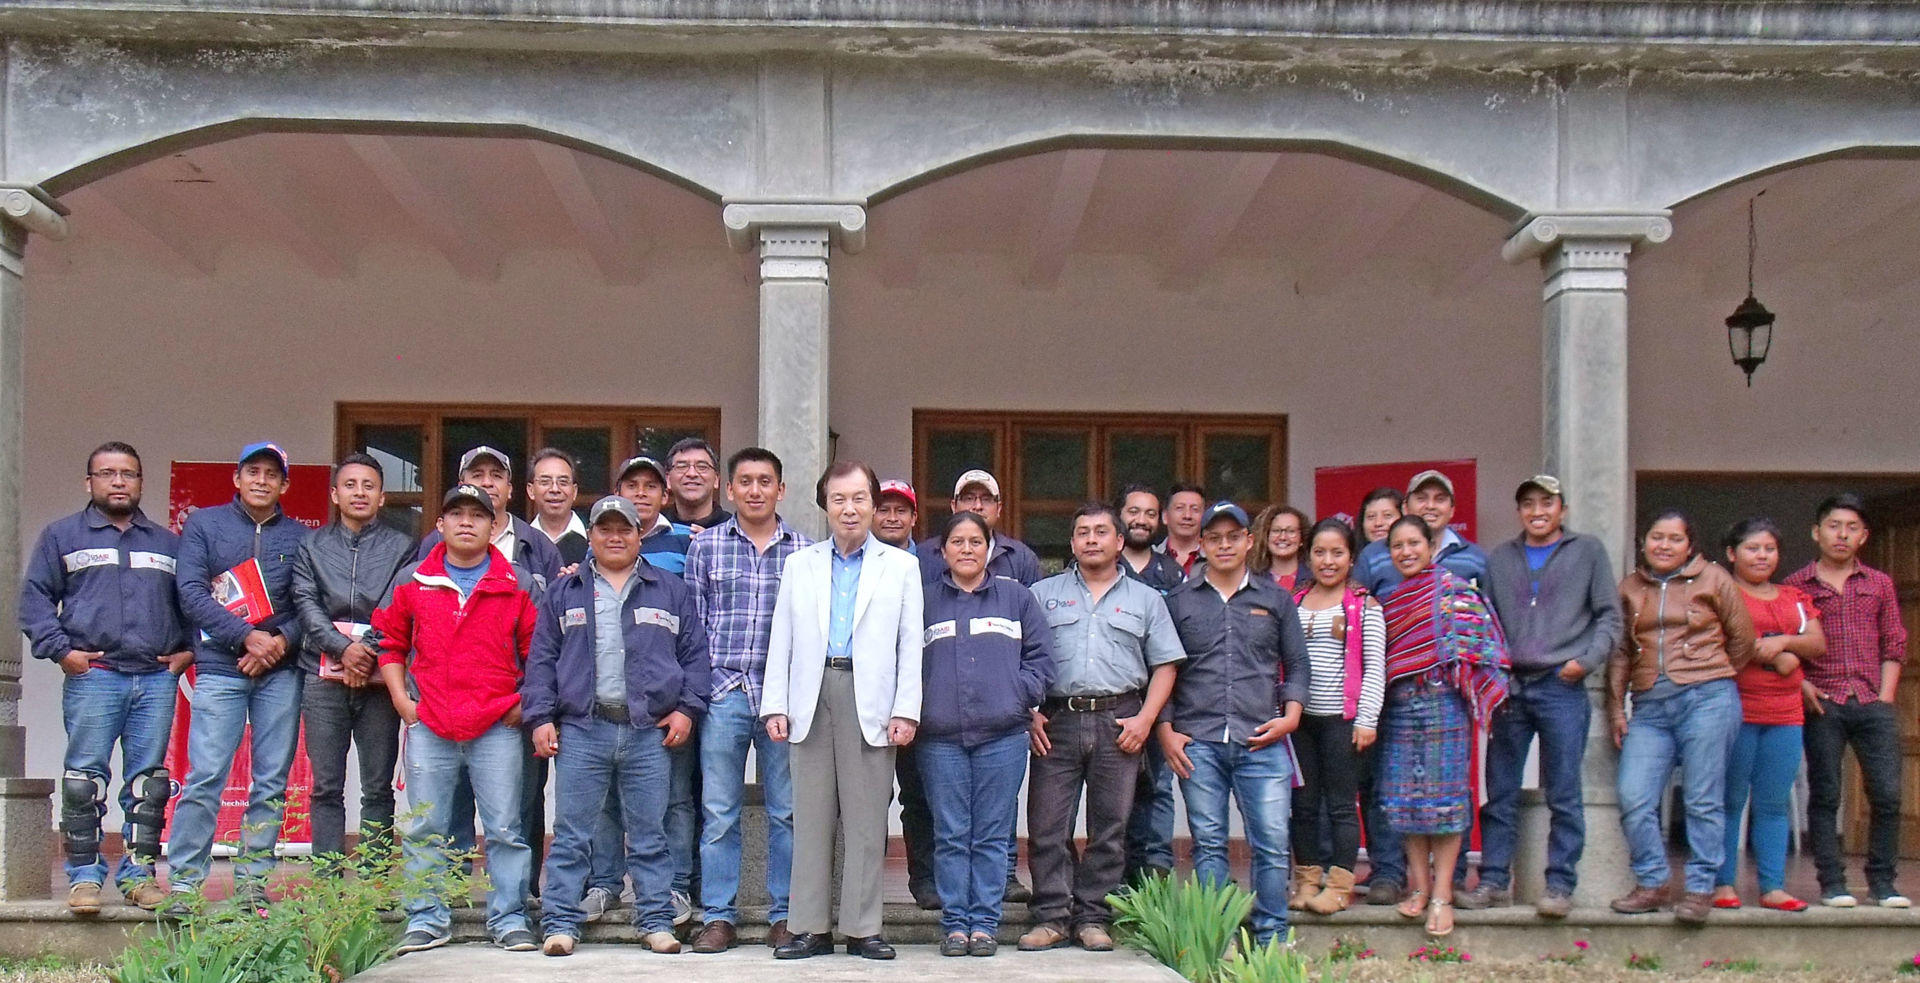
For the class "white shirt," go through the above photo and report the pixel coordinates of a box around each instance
[534,511,587,545]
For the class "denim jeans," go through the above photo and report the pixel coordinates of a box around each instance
[1720,722,1801,893]
[443,731,545,892]
[1804,697,1903,896]
[1125,742,1177,876]
[1478,670,1590,895]
[895,735,936,894]
[588,740,698,896]
[1616,678,1740,895]
[61,669,176,888]
[1356,741,1405,886]
[544,718,675,936]
[698,689,792,924]
[299,678,401,862]
[1180,739,1293,944]
[400,721,531,938]
[920,733,1027,936]
[166,670,304,892]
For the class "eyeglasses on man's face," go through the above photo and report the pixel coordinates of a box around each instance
[88,469,142,482]
[669,461,716,475]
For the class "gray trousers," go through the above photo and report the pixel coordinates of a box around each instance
[789,668,895,938]
[1026,701,1142,928]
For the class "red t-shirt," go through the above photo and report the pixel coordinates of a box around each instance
[1734,584,1816,726]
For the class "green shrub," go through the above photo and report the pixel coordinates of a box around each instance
[1109,873,1255,983]
[1219,931,1311,983]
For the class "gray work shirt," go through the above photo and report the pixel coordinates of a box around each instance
[592,562,640,704]
[1031,567,1185,698]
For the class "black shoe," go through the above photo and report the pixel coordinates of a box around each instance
[966,934,997,957]
[1364,878,1404,906]
[397,930,451,954]
[495,928,540,951]
[941,933,970,956]
[773,932,835,959]
[847,935,897,960]
[910,881,943,911]
[1003,877,1033,903]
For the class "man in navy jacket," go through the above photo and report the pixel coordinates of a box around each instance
[166,441,310,913]
[19,441,189,913]
[525,496,709,956]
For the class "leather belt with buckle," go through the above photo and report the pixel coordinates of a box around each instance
[1047,693,1130,713]
[825,657,854,670]
[592,702,630,724]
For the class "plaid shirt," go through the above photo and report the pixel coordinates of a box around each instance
[683,517,812,711]
[1783,561,1909,705]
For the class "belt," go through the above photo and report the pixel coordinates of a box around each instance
[825,657,854,671]
[592,702,631,724]
[1044,693,1136,713]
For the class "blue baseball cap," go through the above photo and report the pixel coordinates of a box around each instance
[237,441,289,474]
[1202,501,1249,530]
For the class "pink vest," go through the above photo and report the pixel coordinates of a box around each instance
[1294,584,1368,720]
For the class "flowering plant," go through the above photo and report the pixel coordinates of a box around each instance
[1327,936,1376,962]
[1703,957,1762,972]
[1626,951,1663,971]
[1408,944,1470,964]
[1897,951,1920,975]
[1542,939,1590,965]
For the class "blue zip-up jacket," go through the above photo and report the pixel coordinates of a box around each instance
[175,497,309,677]
[521,557,710,731]
[1356,529,1489,598]
[19,504,189,674]
[918,573,1054,747]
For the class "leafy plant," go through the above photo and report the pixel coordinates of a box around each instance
[1625,950,1663,971]
[1218,931,1310,983]
[1702,957,1762,972]
[1110,872,1255,983]
[1406,944,1469,963]
[1901,952,1920,976]
[1326,935,1375,962]
[1542,938,1590,965]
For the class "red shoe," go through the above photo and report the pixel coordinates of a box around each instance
[1760,896,1809,912]
[1712,897,1743,909]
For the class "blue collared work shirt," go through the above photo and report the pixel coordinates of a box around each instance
[1031,567,1185,697]
[592,562,641,703]
[828,536,872,660]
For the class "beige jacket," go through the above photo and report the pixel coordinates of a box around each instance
[1607,556,1758,723]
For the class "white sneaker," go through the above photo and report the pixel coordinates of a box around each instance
[671,889,694,926]
[1822,893,1858,908]
[1877,893,1911,909]
[581,886,615,920]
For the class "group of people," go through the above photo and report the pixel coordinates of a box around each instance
[20,436,1908,958]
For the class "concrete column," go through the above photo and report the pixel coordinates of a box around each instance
[1502,211,1671,910]
[722,201,866,541]
[0,186,68,899]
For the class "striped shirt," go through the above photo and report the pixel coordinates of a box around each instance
[683,517,812,711]
[1298,601,1387,729]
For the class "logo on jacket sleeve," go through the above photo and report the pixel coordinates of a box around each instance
[970,616,1022,639]
[635,607,681,633]
[62,548,119,573]
[924,620,957,645]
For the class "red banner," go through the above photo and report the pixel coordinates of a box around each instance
[1313,459,1478,543]
[164,461,331,850]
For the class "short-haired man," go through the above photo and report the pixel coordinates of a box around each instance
[1784,494,1911,908]
[290,452,415,871]
[1020,503,1184,952]
[687,448,812,953]
[1158,502,1311,946]
[167,442,310,913]
[871,479,940,909]
[1118,484,1186,593]
[378,485,542,954]
[1159,484,1207,576]
[664,438,732,533]
[618,456,694,576]
[1469,475,1622,917]
[1115,483,1185,882]
[528,448,589,567]
[763,462,923,960]
[917,469,1044,588]
[1356,470,1488,597]
[20,442,188,912]
[526,496,711,957]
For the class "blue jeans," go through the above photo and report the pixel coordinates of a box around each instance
[698,690,792,924]
[400,722,531,938]
[545,718,674,936]
[1180,739,1293,944]
[1617,678,1740,895]
[1720,722,1801,893]
[919,733,1027,935]
[1357,742,1405,886]
[1478,670,1590,895]
[61,669,176,888]
[589,740,697,895]
[1126,742,1177,874]
[166,670,303,891]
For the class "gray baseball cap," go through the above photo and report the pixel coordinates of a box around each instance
[588,495,642,529]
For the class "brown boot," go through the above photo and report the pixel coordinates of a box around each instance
[1306,866,1354,915]
[1610,884,1669,914]
[1287,864,1324,911]
[67,882,102,916]
[691,920,737,953]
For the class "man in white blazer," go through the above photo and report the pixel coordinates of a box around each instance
[762,461,924,960]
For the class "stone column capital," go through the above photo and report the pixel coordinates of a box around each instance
[1500,210,1671,264]
[721,199,866,254]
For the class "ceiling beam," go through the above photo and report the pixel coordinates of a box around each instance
[343,133,501,281]
[1158,153,1279,291]
[85,170,222,276]
[1020,149,1106,289]
[191,140,353,279]
[526,141,646,284]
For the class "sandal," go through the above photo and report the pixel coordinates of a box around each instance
[1426,898,1454,938]
[1396,889,1428,919]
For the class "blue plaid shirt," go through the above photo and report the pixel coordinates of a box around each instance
[683,516,812,711]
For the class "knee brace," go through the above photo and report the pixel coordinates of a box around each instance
[127,766,173,865]
[60,771,107,867]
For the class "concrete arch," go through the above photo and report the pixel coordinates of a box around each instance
[1662,144,1920,212]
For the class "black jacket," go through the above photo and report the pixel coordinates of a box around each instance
[291,519,416,675]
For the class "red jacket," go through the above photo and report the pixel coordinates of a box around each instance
[374,544,537,742]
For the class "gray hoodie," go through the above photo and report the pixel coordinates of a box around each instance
[1484,531,1623,675]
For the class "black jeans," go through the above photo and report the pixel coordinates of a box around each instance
[299,678,401,860]
[895,734,936,893]
[1026,701,1143,928]
[1356,741,1404,885]
[1804,697,1903,896]
[1290,714,1361,871]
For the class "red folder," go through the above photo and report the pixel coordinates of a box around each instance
[210,558,273,625]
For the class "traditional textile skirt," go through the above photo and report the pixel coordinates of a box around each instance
[1379,673,1472,835]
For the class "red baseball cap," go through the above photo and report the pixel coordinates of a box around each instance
[879,479,918,510]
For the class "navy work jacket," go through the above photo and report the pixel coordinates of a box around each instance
[918,573,1054,747]
[20,505,188,673]
[176,497,308,678]
[522,558,710,731]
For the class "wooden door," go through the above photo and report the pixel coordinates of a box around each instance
[1851,491,1920,857]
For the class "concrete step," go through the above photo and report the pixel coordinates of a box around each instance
[352,942,1182,982]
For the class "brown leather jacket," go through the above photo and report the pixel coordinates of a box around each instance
[1607,556,1758,723]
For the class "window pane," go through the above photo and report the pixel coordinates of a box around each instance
[355,424,424,494]
[442,417,528,514]
[1020,512,1074,577]
[1107,432,1178,500]
[1021,430,1088,502]
[1205,432,1273,507]
[635,426,709,466]
[543,427,612,498]
[927,429,997,528]
[379,504,423,539]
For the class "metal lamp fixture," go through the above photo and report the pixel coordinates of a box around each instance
[1725,192,1774,387]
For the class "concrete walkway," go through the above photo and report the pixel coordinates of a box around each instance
[353,943,1184,982]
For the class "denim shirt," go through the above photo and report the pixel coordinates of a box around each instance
[592,563,641,703]
[828,536,872,660]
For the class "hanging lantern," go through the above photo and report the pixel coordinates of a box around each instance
[1725,192,1773,386]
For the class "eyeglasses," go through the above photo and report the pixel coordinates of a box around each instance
[88,469,141,482]
[954,493,998,508]
[668,462,716,475]
[530,477,574,489]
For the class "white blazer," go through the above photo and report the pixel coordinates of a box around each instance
[762,537,924,747]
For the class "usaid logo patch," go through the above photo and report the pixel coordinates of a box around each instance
[924,620,957,645]
[635,607,681,634]
[562,608,587,630]
[62,548,118,573]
